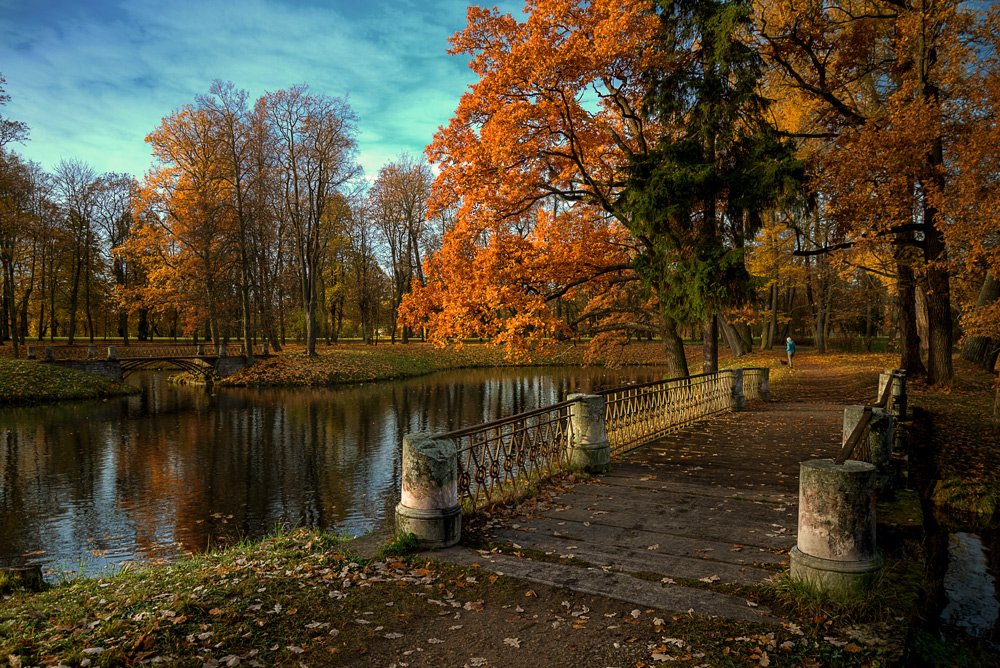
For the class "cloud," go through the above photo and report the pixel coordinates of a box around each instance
[0,0,521,180]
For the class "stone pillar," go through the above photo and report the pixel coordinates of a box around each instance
[107,346,118,361]
[759,367,770,401]
[86,345,96,359]
[731,368,746,410]
[567,394,612,473]
[44,347,54,361]
[395,434,462,548]
[877,370,907,419]
[218,344,227,357]
[843,406,894,491]
[26,345,36,360]
[790,459,882,599]
[197,344,205,356]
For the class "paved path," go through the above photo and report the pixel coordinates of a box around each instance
[427,366,867,623]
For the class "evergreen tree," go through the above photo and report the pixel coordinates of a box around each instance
[623,0,801,372]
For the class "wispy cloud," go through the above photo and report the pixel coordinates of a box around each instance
[0,0,520,179]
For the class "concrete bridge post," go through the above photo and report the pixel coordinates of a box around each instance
[843,406,894,492]
[197,344,205,356]
[567,394,612,474]
[877,370,907,419]
[759,367,770,401]
[790,459,882,599]
[26,345,36,359]
[44,347,53,361]
[731,368,746,410]
[87,345,96,359]
[107,346,118,361]
[395,433,462,548]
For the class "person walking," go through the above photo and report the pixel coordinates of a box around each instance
[786,336,796,368]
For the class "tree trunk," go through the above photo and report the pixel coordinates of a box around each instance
[915,278,930,370]
[719,313,750,356]
[896,259,926,377]
[923,225,954,385]
[660,314,688,378]
[960,273,1000,371]
[760,283,777,351]
[702,314,718,373]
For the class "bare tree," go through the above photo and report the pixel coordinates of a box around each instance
[263,85,359,356]
[53,160,100,345]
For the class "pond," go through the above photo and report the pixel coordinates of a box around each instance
[0,365,667,579]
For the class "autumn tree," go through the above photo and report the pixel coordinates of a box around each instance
[757,0,995,383]
[401,0,665,364]
[263,85,359,356]
[0,150,32,354]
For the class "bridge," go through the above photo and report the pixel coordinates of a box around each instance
[25,342,269,382]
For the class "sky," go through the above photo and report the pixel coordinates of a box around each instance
[0,0,521,181]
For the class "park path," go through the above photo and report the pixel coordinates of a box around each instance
[427,363,875,623]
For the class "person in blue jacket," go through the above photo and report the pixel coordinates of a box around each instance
[786,336,796,368]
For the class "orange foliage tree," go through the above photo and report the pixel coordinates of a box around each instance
[757,0,997,383]
[400,0,678,366]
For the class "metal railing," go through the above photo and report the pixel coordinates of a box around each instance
[601,369,744,457]
[446,367,768,511]
[834,377,895,465]
[27,342,264,360]
[440,400,574,511]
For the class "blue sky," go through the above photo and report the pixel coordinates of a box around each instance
[0,0,520,180]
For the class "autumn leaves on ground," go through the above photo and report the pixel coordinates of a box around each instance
[2,348,998,666]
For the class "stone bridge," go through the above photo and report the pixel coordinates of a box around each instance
[26,342,268,382]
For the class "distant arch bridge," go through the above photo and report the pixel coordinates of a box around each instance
[26,343,269,382]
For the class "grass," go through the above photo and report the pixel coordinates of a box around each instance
[0,358,136,405]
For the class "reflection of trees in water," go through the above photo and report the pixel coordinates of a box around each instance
[0,366,667,571]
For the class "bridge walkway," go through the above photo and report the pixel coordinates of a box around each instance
[427,365,872,623]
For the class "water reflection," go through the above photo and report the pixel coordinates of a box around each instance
[0,365,664,577]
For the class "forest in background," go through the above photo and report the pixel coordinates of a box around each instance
[1,0,998,388]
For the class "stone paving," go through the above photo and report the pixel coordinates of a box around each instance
[427,367,863,623]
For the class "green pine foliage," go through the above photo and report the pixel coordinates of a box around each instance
[622,0,802,323]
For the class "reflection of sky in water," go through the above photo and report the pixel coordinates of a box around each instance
[0,366,668,580]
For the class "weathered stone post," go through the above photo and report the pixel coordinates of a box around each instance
[567,394,612,474]
[107,346,118,361]
[218,344,227,357]
[731,368,746,410]
[790,459,882,599]
[877,370,907,419]
[395,433,462,548]
[196,344,205,356]
[759,367,771,401]
[26,345,36,360]
[44,346,54,361]
[86,345,96,359]
[843,406,894,491]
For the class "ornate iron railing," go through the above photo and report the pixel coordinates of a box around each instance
[599,370,739,457]
[445,367,768,511]
[743,367,767,401]
[27,342,263,360]
[440,400,574,511]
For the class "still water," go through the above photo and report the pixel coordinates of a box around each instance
[0,366,665,578]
